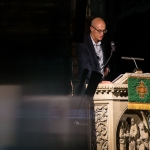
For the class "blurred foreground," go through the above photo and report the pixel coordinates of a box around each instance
[0,85,88,150]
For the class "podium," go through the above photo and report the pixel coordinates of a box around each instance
[87,72,150,150]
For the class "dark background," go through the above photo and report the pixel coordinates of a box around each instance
[0,0,150,91]
[0,1,150,150]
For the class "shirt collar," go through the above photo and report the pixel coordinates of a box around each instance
[90,35,101,46]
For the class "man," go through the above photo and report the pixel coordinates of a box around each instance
[76,17,110,84]
[138,121,149,149]
[119,120,126,150]
[129,117,138,150]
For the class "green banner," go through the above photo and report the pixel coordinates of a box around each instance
[128,77,150,103]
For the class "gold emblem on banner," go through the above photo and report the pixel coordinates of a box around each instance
[136,80,148,98]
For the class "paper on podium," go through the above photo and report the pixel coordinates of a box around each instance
[112,72,150,84]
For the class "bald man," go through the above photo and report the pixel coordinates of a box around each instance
[76,17,110,84]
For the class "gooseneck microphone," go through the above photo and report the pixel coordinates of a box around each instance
[110,41,116,51]
[102,41,116,69]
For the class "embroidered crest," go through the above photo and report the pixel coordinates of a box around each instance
[136,80,148,98]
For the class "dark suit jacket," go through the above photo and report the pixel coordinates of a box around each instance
[76,34,109,84]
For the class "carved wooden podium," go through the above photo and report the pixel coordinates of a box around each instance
[87,72,150,150]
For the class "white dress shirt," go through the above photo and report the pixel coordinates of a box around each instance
[90,36,104,76]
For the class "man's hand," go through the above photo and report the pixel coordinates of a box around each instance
[104,68,109,77]
[100,80,112,84]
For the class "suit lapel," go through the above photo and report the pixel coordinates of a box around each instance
[86,35,98,63]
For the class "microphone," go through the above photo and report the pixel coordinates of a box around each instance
[110,41,116,51]
[101,41,115,70]
[121,57,144,61]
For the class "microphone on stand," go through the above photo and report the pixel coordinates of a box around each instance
[110,41,116,51]
[102,41,116,69]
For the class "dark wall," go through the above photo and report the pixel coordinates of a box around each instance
[102,0,150,80]
[0,1,72,94]
[1,0,150,85]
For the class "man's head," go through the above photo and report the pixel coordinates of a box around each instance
[90,17,107,44]
[131,118,135,125]
[138,122,145,130]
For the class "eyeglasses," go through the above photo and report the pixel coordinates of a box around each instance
[91,26,107,34]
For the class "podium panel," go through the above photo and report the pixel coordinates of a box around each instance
[87,72,150,150]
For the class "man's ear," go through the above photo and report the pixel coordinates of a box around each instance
[90,26,93,32]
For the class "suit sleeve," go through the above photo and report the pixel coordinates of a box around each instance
[76,43,94,82]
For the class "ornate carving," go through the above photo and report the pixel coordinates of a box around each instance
[94,84,128,99]
[117,110,150,150]
[91,105,108,150]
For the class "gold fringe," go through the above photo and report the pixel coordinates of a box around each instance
[128,102,150,110]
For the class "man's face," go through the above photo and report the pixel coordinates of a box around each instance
[139,123,144,130]
[90,21,106,43]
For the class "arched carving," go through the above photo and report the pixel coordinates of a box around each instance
[116,109,150,150]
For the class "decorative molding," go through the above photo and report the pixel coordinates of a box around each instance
[94,84,128,100]
[91,104,108,150]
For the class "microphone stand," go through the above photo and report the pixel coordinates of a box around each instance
[132,58,142,73]
[100,46,115,73]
